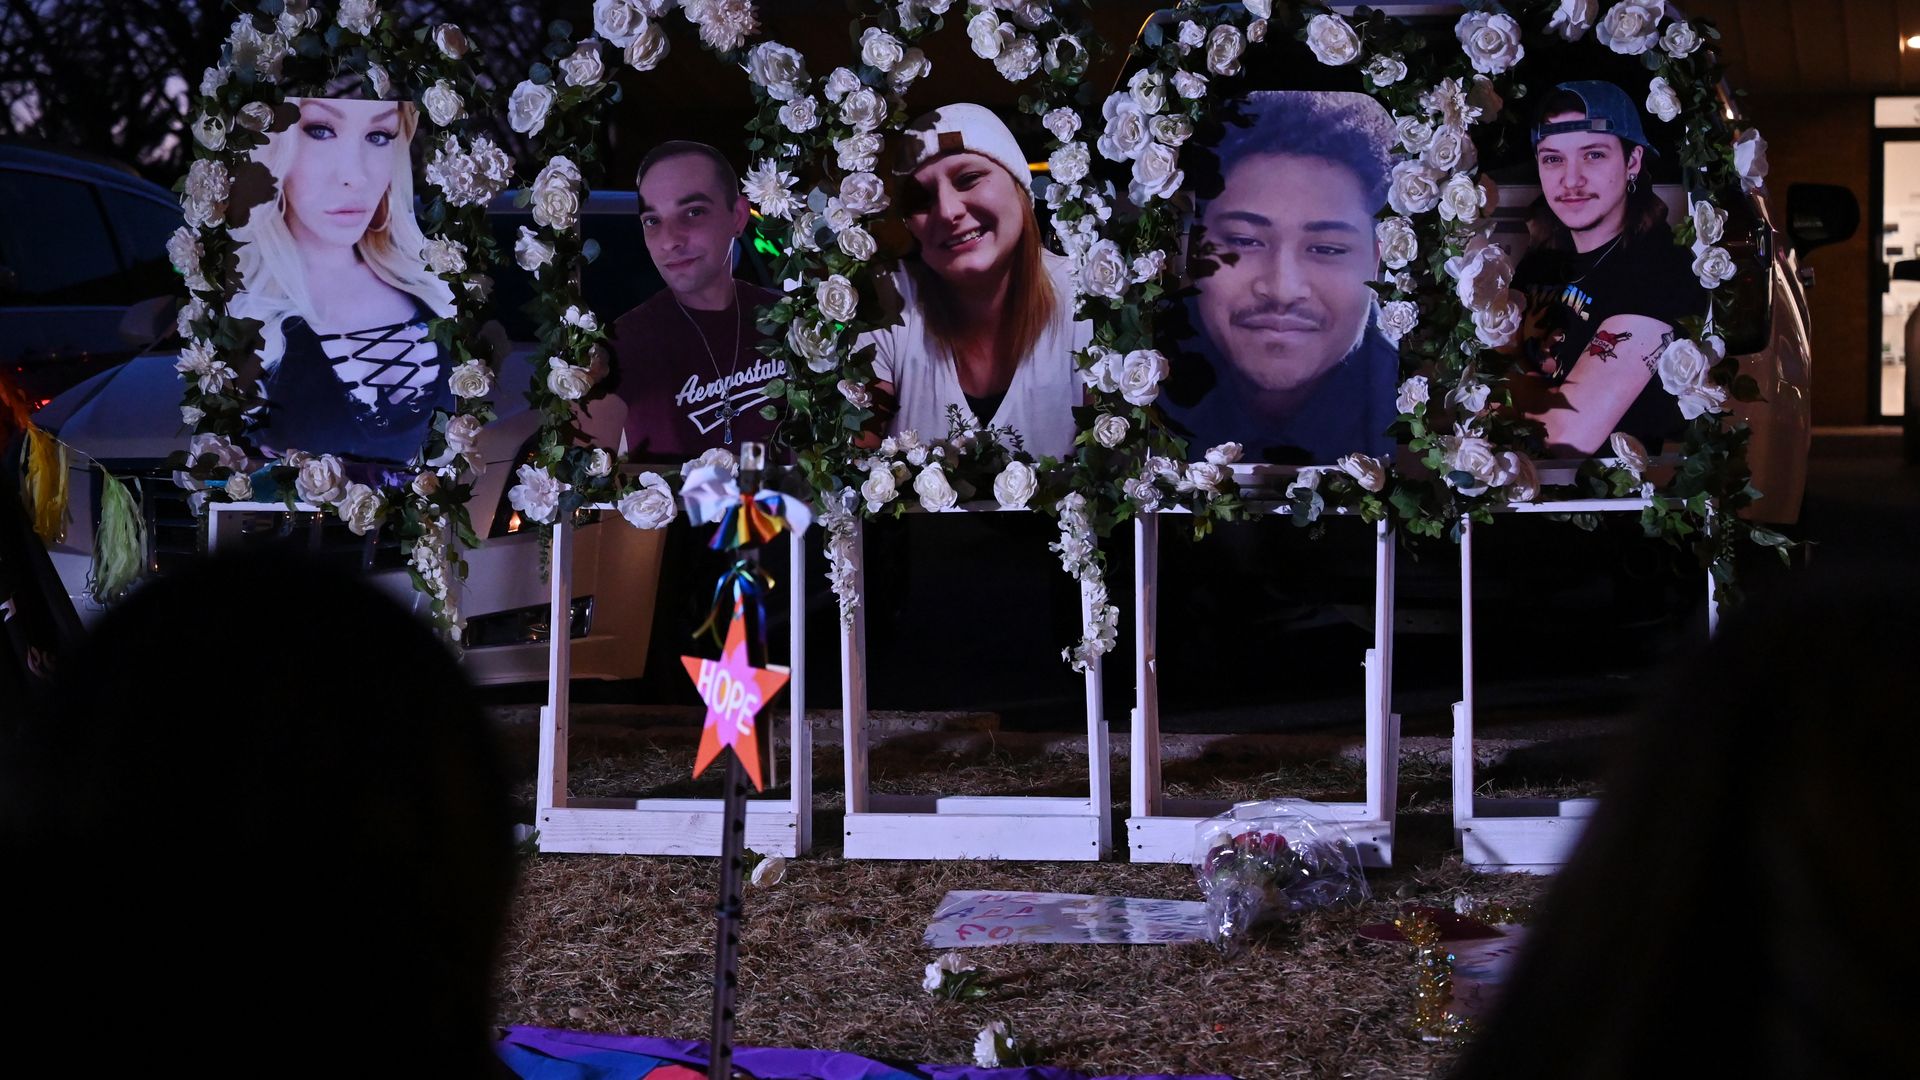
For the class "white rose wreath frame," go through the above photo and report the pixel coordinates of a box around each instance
[173,0,511,637]
[1253,0,1778,592]
[502,0,765,536]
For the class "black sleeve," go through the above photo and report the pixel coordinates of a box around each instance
[1639,241,1711,328]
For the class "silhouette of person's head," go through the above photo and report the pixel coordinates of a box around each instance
[1,547,516,1073]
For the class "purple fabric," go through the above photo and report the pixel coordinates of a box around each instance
[498,1026,1236,1080]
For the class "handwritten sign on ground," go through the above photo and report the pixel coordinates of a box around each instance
[923,891,1212,948]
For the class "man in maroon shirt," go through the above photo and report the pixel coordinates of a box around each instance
[610,141,782,462]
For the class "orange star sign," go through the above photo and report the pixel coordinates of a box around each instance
[681,601,789,792]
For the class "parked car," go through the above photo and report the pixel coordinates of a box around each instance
[0,144,182,407]
[36,188,783,685]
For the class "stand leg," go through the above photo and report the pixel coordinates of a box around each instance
[707,753,749,1080]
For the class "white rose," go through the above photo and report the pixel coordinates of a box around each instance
[1124,474,1163,513]
[832,173,884,218]
[515,226,556,272]
[1204,442,1243,466]
[1096,93,1150,162]
[988,460,1036,510]
[1305,13,1361,66]
[682,447,737,478]
[1184,461,1226,494]
[789,210,821,252]
[1396,115,1436,155]
[560,41,606,87]
[365,62,395,100]
[1364,54,1407,88]
[508,463,570,525]
[1503,452,1541,502]
[1675,380,1729,420]
[1455,12,1525,76]
[1247,18,1268,43]
[1336,453,1387,492]
[1472,290,1524,347]
[1131,250,1166,284]
[1150,115,1192,148]
[1128,68,1167,114]
[337,482,382,536]
[1646,76,1681,124]
[547,357,595,400]
[1451,242,1514,312]
[787,319,839,373]
[1596,0,1662,55]
[422,237,466,275]
[967,11,1006,59]
[433,23,470,58]
[860,27,905,71]
[889,47,931,91]
[617,472,677,529]
[624,20,669,70]
[445,358,491,400]
[1078,239,1129,300]
[1656,336,1713,396]
[1379,300,1420,345]
[824,196,855,235]
[1452,381,1493,416]
[823,66,860,103]
[1172,70,1207,100]
[192,113,226,151]
[922,951,970,993]
[422,79,465,127]
[1690,200,1726,247]
[1285,466,1325,499]
[1176,19,1207,51]
[189,433,249,472]
[1080,346,1120,394]
[1043,106,1081,142]
[175,296,207,338]
[779,97,820,133]
[1128,143,1184,204]
[1424,126,1478,174]
[994,34,1041,81]
[532,155,583,232]
[1662,20,1702,58]
[1117,349,1169,407]
[816,274,859,323]
[974,1022,1012,1070]
[1547,0,1597,41]
[1734,129,1768,191]
[508,80,556,136]
[412,471,441,499]
[837,379,873,409]
[1692,245,1737,289]
[593,0,647,47]
[840,87,887,133]
[444,413,483,456]
[746,41,809,101]
[222,469,253,502]
[1396,375,1430,415]
[1376,217,1418,270]
[295,454,348,505]
[1439,172,1487,224]
[1609,432,1649,479]
[860,465,899,512]
[749,854,786,887]
[200,64,229,100]
[912,464,958,513]
[336,0,378,35]
[1048,142,1091,186]
[1387,160,1443,216]
[1442,431,1501,496]
[837,225,877,262]
[1205,23,1244,76]
[1082,413,1127,449]
[835,132,883,173]
[168,227,208,291]
[183,159,229,221]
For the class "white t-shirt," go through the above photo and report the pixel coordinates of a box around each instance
[864,250,1092,460]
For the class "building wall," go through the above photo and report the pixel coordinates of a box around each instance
[1748,93,1874,425]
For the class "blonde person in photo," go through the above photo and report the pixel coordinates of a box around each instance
[232,95,455,464]
[865,103,1091,459]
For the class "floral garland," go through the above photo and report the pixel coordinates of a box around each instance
[171,0,507,637]
[500,0,766,537]
[1269,1,1779,587]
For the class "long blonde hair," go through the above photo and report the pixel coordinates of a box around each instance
[232,99,454,372]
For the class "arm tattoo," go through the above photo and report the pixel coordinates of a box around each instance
[1643,331,1674,375]
[1588,329,1632,364]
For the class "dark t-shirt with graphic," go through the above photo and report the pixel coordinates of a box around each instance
[1513,225,1707,449]
[608,282,784,463]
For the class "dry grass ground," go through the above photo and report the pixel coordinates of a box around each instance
[491,711,1596,1078]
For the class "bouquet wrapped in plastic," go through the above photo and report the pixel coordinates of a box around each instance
[1193,801,1371,951]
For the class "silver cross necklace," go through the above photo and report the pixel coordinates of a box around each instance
[674,280,744,445]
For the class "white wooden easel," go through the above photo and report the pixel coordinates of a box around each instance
[1451,465,1716,872]
[837,506,1112,860]
[533,509,813,856]
[1126,497,1401,867]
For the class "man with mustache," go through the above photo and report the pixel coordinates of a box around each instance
[1164,91,1399,465]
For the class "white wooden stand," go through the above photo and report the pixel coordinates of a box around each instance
[1452,487,1717,873]
[535,509,812,857]
[1126,511,1401,867]
[838,509,1112,860]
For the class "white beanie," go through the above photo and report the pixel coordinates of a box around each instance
[892,102,1033,197]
